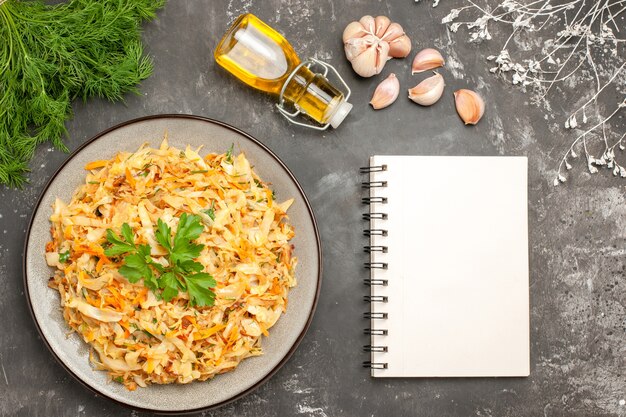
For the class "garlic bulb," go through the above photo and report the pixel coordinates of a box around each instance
[370,73,400,109]
[343,15,411,77]
[408,72,445,106]
[454,89,485,125]
[411,48,445,74]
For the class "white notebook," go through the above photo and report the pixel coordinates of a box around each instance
[363,155,529,377]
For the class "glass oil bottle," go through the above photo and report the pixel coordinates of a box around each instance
[214,13,352,130]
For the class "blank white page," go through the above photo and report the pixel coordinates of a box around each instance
[369,155,529,377]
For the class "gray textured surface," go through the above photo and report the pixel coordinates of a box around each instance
[1,1,625,416]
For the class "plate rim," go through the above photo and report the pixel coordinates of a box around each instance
[22,114,323,414]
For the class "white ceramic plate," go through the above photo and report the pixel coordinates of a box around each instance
[24,115,322,413]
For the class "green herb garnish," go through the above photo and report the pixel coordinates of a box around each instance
[191,169,208,174]
[202,201,216,221]
[0,0,164,187]
[225,144,234,163]
[114,376,123,384]
[104,214,216,307]
[59,250,70,263]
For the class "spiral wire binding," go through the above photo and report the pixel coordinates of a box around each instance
[363,229,387,237]
[364,262,388,269]
[361,181,387,189]
[363,245,388,253]
[363,345,388,352]
[363,361,388,369]
[362,213,388,220]
[362,197,388,204]
[364,328,388,336]
[359,164,387,174]
[361,164,389,370]
[363,278,388,286]
[363,312,388,319]
[363,295,388,302]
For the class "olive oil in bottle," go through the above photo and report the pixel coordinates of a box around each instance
[215,14,352,129]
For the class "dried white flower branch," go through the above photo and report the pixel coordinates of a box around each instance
[440,0,626,185]
[416,0,442,7]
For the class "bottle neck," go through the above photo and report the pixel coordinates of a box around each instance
[282,66,345,125]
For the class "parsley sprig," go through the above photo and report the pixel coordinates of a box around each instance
[104,214,216,307]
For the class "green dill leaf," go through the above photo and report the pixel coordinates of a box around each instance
[0,0,165,188]
[114,376,124,384]
[225,143,234,163]
[190,169,208,174]
[139,162,152,176]
[58,250,70,263]
[202,201,216,220]
[88,181,99,185]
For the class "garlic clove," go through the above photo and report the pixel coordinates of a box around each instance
[370,73,400,110]
[350,41,381,78]
[454,89,485,125]
[374,16,391,38]
[380,22,404,42]
[343,21,366,43]
[344,35,375,61]
[359,15,376,34]
[408,72,445,106]
[375,41,390,74]
[388,34,412,58]
[411,48,445,74]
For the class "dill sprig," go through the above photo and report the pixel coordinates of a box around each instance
[0,0,164,187]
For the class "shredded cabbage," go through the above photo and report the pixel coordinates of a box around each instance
[46,138,297,390]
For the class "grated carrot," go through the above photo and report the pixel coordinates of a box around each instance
[84,160,109,170]
[193,324,226,341]
[125,167,136,188]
